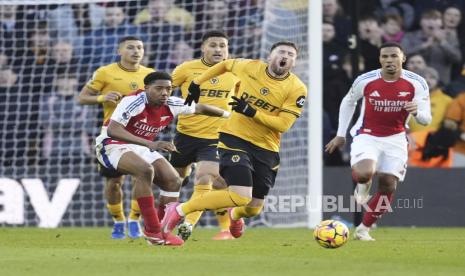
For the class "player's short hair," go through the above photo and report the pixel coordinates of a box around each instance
[270,41,299,53]
[201,30,229,43]
[118,36,142,45]
[144,71,172,86]
[379,42,404,53]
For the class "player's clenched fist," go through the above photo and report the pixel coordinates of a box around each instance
[403,101,418,116]
[184,81,201,106]
[229,96,257,117]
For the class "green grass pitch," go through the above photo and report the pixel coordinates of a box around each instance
[1,227,465,276]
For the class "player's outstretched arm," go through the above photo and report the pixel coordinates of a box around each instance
[194,103,230,118]
[185,60,233,105]
[253,111,297,133]
[78,86,122,105]
[228,96,297,133]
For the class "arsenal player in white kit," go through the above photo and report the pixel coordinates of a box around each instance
[95,72,230,246]
[325,42,431,241]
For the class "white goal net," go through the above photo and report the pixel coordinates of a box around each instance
[0,0,315,228]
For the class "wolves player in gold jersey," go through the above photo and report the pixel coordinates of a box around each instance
[169,31,240,241]
[162,41,307,239]
[78,36,153,239]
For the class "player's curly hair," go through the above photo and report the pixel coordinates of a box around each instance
[144,71,172,86]
[201,30,229,43]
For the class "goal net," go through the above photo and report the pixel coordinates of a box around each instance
[0,0,314,228]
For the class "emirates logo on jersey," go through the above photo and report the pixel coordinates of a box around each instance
[260,87,270,96]
[130,82,138,90]
[368,98,409,112]
[133,121,165,137]
[210,77,219,84]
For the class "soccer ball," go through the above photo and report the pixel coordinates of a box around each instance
[313,220,349,248]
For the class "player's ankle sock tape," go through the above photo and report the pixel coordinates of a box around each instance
[107,203,126,222]
[128,200,141,220]
[159,189,180,198]
[215,208,230,231]
[232,205,263,220]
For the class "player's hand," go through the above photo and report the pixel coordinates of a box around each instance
[403,101,418,116]
[229,96,256,117]
[104,92,123,104]
[148,141,177,152]
[184,81,201,106]
[325,136,346,154]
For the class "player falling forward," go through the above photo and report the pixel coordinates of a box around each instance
[79,36,153,239]
[161,41,307,239]
[169,30,240,241]
[325,42,431,241]
[95,71,231,246]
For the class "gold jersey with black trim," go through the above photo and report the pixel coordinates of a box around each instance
[218,59,307,152]
[86,62,154,123]
[172,58,240,139]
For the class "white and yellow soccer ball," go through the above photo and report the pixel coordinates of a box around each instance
[313,220,349,248]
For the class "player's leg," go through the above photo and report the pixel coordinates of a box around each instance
[162,151,253,234]
[177,161,215,240]
[166,132,196,221]
[150,157,184,245]
[355,135,407,241]
[187,161,233,240]
[228,153,276,238]
[116,151,165,245]
[350,134,380,204]
[104,175,127,239]
[153,158,182,215]
[211,174,234,240]
[127,185,142,238]
[195,142,232,239]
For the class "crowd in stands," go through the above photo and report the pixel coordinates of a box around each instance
[1,0,465,168]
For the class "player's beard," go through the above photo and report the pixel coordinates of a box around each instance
[271,60,288,76]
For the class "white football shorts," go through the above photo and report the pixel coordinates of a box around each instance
[96,142,164,171]
[350,132,408,181]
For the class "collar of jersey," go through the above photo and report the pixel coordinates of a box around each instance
[117,62,139,72]
[201,58,214,67]
[265,66,290,81]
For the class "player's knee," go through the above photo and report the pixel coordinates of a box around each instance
[212,175,227,190]
[165,175,182,192]
[134,164,154,184]
[378,174,397,193]
[228,189,252,206]
[352,169,374,184]
[195,172,214,186]
[106,178,123,191]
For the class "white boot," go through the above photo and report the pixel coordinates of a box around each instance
[353,223,375,241]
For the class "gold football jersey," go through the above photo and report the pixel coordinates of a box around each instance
[86,62,154,123]
[172,58,240,139]
[218,59,307,152]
